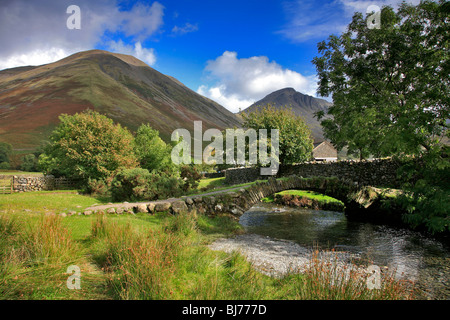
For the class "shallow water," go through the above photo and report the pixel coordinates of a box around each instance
[239,202,450,300]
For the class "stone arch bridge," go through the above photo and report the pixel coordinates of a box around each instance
[86,176,375,220]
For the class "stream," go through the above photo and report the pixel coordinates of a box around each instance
[239,202,450,300]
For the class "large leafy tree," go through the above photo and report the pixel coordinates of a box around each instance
[241,104,313,165]
[134,124,177,175]
[313,0,449,159]
[39,110,137,182]
[312,0,449,233]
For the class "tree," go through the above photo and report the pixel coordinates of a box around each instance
[134,124,177,175]
[312,1,449,233]
[0,142,12,164]
[20,154,38,172]
[39,110,137,182]
[241,104,313,165]
[313,0,449,159]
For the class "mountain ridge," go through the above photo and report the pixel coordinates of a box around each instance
[0,50,242,150]
[239,88,331,142]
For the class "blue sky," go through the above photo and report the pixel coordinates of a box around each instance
[0,0,419,112]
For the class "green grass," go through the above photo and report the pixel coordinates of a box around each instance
[0,190,417,300]
[263,190,345,211]
[0,190,108,215]
[197,177,226,190]
[275,190,340,202]
[0,170,43,176]
[187,177,262,197]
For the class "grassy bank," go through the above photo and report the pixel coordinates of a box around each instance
[0,188,416,300]
[262,190,345,212]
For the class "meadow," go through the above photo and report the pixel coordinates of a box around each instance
[0,178,417,300]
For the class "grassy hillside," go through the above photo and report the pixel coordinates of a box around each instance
[0,50,242,151]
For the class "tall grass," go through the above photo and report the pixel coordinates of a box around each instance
[90,212,272,300]
[0,214,104,299]
[293,250,416,300]
[91,214,182,299]
[89,213,417,300]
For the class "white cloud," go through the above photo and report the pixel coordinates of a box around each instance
[279,0,421,42]
[172,22,199,35]
[118,2,164,41]
[0,0,164,70]
[0,47,70,70]
[197,51,318,113]
[107,40,156,66]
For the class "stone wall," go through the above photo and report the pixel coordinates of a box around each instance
[11,175,79,192]
[203,171,225,178]
[224,159,401,188]
[224,167,268,185]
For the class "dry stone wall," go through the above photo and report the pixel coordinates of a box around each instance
[11,175,79,192]
[225,159,401,188]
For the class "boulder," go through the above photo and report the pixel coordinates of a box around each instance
[147,203,155,213]
[171,200,188,214]
[154,202,171,212]
[193,197,203,203]
[136,204,148,213]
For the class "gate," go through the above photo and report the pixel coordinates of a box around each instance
[0,176,12,194]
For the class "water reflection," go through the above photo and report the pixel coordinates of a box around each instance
[240,203,450,299]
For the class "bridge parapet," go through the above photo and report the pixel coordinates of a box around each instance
[183,176,358,218]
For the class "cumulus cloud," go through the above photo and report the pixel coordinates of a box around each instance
[0,0,164,70]
[117,2,164,41]
[197,51,318,113]
[107,40,157,66]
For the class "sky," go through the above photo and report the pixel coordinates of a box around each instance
[0,0,420,113]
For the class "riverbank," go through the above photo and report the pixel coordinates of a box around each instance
[262,190,345,212]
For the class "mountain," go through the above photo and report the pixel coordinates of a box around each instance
[239,88,332,142]
[0,50,242,151]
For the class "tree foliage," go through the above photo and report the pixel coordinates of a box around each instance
[110,168,183,202]
[312,1,449,233]
[20,154,38,172]
[134,124,177,175]
[241,104,313,165]
[0,142,12,164]
[313,0,449,159]
[39,110,137,182]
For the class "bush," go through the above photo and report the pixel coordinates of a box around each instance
[180,164,202,191]
[111,168,184,202]
[0,162,10,170]
[20,154,38,172]
[85,178,111,199]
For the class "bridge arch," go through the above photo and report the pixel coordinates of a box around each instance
[184,176,359,218]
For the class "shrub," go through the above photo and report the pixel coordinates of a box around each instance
[111,168,183,202]
[20,154,38,172]
[85,178,111,199]
[0,161,10,170]
[180,164,202,191]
